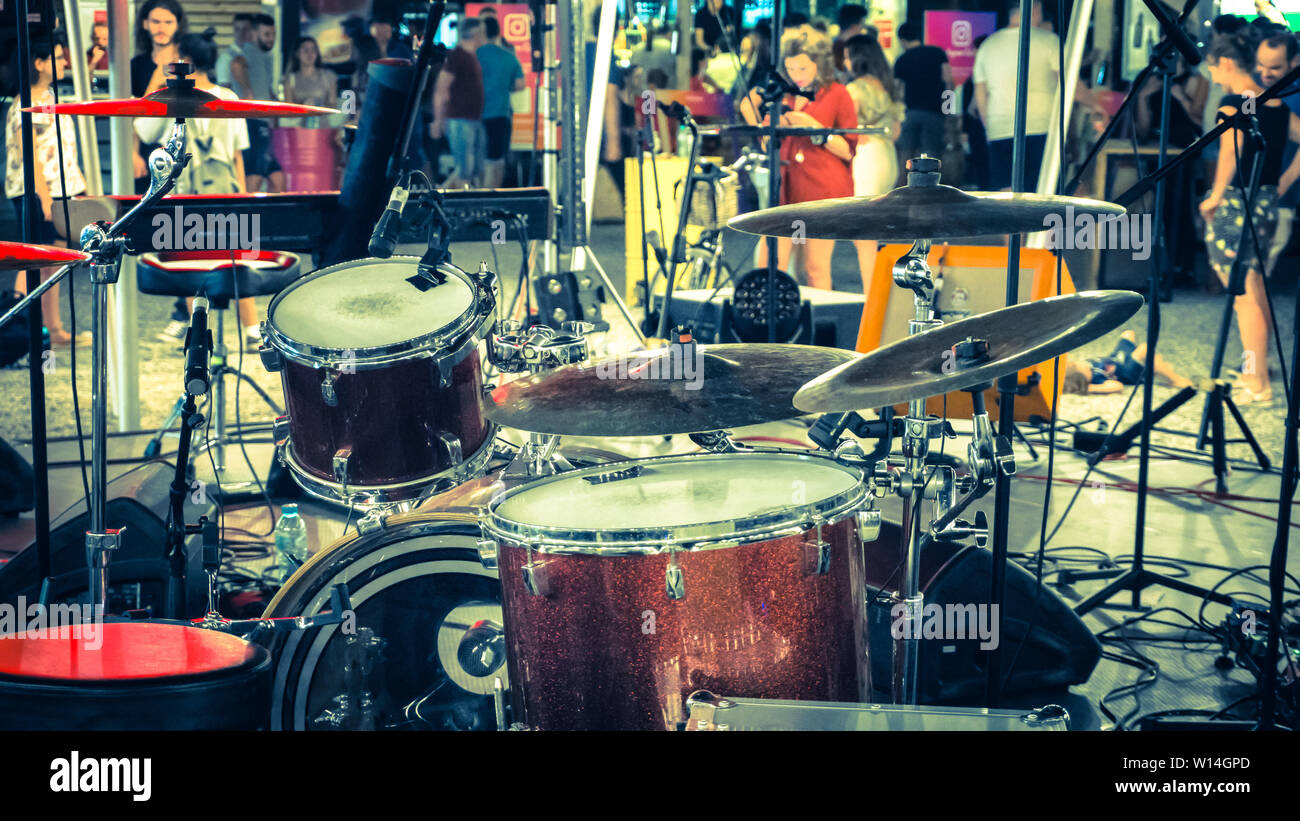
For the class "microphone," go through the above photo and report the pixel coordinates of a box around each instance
[369,174,411,258]
[657,100,692,122]
[184,296,212,397]
[1139,0,1201,67]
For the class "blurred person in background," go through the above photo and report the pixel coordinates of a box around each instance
[432,17,488,188]
[892,21,951,170]
[832,4,869,81]
[477,15,524,189]
[741,25,858,291]
[231,13,285,192]
[130,0,185,194]
[87,21,109,72]
[1256,29,1300,279]
[844,33,903,294]
[5,35,90,346]
[216,13,254,89]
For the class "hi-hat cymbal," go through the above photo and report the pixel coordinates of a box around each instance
[793,291,1144,413]
[484,343,859,436]
[0,241,90,271]
[728,183,1126,241]
[26,85,337,119]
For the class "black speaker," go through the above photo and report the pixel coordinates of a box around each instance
[0,461,215,619]
[864,519,1102,704]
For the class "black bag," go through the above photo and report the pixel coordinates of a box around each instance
[0,435,34,516]
[0,290,32,369]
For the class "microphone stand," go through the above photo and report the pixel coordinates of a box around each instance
[164,392,204,618]
[765,0,785,345]
[635,112,655,333]
[655,104,703,339]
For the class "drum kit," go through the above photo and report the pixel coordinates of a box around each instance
[0,70,1143,731]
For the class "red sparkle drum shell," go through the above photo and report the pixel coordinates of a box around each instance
[0,621,271,730]
[263,257,495,501]
[482,451,872,731]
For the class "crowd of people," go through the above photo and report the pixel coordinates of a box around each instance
[6,3,1300,403]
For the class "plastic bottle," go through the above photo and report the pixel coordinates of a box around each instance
[274,503,308,580]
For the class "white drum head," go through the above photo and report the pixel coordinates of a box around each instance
[490,452,862,546]
[272,258,474,350]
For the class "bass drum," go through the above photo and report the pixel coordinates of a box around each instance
[262,447,619,731]
[263,511,502,731]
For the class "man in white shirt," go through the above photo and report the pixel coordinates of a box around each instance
[973,0,1103,191]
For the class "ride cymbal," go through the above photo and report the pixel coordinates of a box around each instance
[793,291,1144,413]
[728,184,1127,242]
[0,241,90,271]
[484,343,859,436]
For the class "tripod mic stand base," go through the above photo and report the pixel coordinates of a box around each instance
[1072,566,1235,616]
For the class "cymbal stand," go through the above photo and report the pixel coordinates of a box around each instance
[488,319,593,478]
[851,169,1016,701]
[0,70,195,611]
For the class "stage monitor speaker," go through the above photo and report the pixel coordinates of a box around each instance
[858,244,1075,422]
[0,461,215,619]
[864,518,1101,704]
[654,284,864,350]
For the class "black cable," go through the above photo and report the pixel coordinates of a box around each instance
[44,20,91,511]
[229,249,277,536]
[1042,380,1143,545]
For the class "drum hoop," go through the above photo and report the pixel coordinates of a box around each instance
[481,450,868,556]
[280,424,501,507]
[263,257,494,368]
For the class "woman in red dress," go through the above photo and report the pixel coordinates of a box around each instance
[742,25,857,290]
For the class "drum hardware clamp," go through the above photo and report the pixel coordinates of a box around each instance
[665,552,686,600]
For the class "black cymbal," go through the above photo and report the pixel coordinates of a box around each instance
[728,183,1127,241]
[793,291,1145,413]
[484,343,859,436]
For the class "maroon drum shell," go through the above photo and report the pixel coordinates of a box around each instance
[497,517,868,731]
[280,347,489,486]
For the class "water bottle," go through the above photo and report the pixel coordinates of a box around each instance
[274,503,308,581]
[676,123,692,158]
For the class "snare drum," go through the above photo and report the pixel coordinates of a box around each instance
[480,451,875,731]
[260,257,497,505]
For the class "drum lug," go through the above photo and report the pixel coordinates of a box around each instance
[332,447,353,484]
[856,507,883,542]
[476,538,499,569]
[521,559,550,597]
[258,323,281,372]
[272,415,291,446]
[321,371,339,406]
[438,432,463,466]
[431,358,452,390]
[259,343,282,372]
[665,553,686,600]
[356,509,388,534]
[802,525,832,576]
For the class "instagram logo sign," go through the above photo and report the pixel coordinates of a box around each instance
[504,12,530,40]
[951,20,972,48]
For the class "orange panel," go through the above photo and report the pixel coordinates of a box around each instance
[855,244,1075,423]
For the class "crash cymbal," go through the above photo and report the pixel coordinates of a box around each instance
[0,241,90,271]
[26,85,336,120]
[793,291,1144,413]
[728,183,1126,241]
[484,343,859,436]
